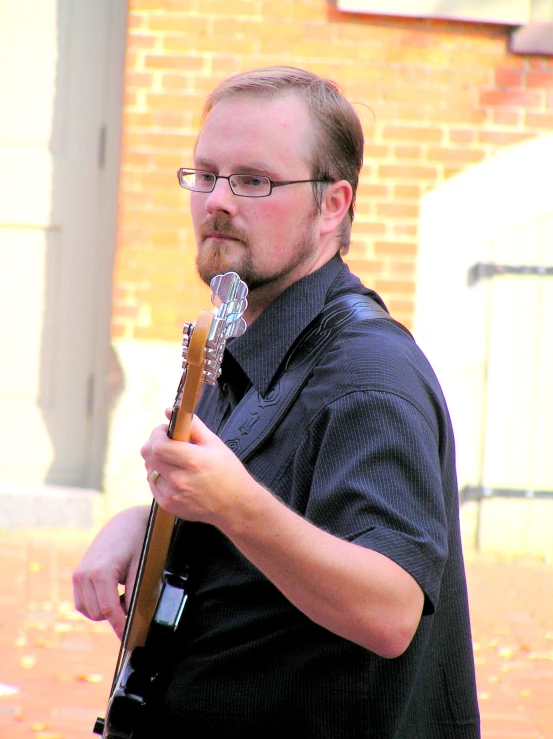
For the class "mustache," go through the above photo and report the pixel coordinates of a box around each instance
[198,216,250,245]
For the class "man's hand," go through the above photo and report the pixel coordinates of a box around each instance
[72,506,149,639]
[141,414,259,529]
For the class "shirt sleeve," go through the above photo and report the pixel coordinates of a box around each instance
[299,390,450,613]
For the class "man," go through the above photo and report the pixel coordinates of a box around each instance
[73,67,480,737]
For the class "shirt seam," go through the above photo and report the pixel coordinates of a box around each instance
[310,387,441,446]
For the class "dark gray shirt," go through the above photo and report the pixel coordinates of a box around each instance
[162,255,480,738]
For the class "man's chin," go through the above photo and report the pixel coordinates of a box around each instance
[196,250,249,287]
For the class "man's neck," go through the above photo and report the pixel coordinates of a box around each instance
[243,249,340,325]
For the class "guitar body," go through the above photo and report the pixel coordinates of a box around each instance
[94,274,247,738]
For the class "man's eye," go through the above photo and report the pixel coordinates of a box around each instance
[241,176,263,187]
[199,172,214,183]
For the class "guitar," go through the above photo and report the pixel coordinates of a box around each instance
[93,272,248,739]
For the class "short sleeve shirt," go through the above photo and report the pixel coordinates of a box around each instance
[161,256,480,739]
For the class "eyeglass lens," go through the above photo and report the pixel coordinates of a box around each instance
[180,170,272,197]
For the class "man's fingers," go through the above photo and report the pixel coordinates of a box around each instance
[73,568,127,639]
[188,413,216,444]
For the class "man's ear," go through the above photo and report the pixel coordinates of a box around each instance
[319,180,353,235]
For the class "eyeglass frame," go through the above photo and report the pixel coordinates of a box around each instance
[176,168,335,198]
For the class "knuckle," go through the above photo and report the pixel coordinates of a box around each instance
[99,601,116,620]
[151,438,165,456]
[71,569,84,588]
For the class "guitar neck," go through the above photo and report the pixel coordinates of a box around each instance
[122,409,196,655]
[120,312,215,654]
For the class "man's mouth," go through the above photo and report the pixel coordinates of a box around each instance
[203,232,242,244]
[207,232,237,239]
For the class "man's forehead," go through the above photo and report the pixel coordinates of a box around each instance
[194,93,313,170]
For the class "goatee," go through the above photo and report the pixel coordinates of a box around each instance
[195,215,254,287]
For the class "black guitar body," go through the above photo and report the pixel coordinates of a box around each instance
[93,647,150,739]
[94,572,189,738]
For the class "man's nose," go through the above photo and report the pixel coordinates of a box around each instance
[204,176,237,214]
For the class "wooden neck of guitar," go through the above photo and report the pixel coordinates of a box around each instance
[121,310,213,652]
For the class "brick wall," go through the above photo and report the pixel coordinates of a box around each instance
[113,1,553,340]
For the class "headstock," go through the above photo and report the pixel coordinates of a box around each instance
[168,272,248,440]
[182,272,248,385]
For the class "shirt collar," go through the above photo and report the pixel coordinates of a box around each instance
[225,255,344,396]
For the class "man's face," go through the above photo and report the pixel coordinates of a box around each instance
[191,93,326,296]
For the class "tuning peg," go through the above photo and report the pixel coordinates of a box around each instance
[225,317,247,338]
[210,272,248,308]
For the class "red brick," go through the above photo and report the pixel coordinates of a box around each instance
[377,202,419,219]
[432,67,492,88]
[161,73,192,91]
[211,56,244,74]
[148,14,208,35]
[112,303,141,319]
[156,153,193,171]
[345,258,384,276]
[124,111,154,128]
[163,35,211,53]
[136,171,178,190]
[381,125,444,143]
[124,90,138,107]
[495,69,524,88]
[128,12,144,29]
[121,192,155,210]
[353,219,386,236]
[152,191,184,210]
[478,130,533,146]
[125,49,139,69]
[491,109,522,125]
[394,184,422,200]
[128,32,157,50]
[480,89,542,108]
[124,151,155,168]
[125,130,194,151]
[357,183,389,199]
[153,111,193,129]
[525,112,553,129]
[144,54,204,71]
[392,223,418,237]
[427,104,489,126]
[426,147,486,164]
[374,241,418,257]
[363,144,391,159]
[526,70,553,88]
[528,56,548,69]
[391,260,416,276]
[394,145,423,161]
[449,129,476,144]
[351,221,386,236]
[111,322,127,338]
[378,164,439,182]
[125,71,155,89]
[374,278,416,295]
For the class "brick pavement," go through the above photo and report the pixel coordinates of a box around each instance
[0,528,552,738]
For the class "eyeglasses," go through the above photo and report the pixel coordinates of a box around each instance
[176,168,334,198]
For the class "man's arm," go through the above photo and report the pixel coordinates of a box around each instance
[142,415,425,659]
[72,505,150,638]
